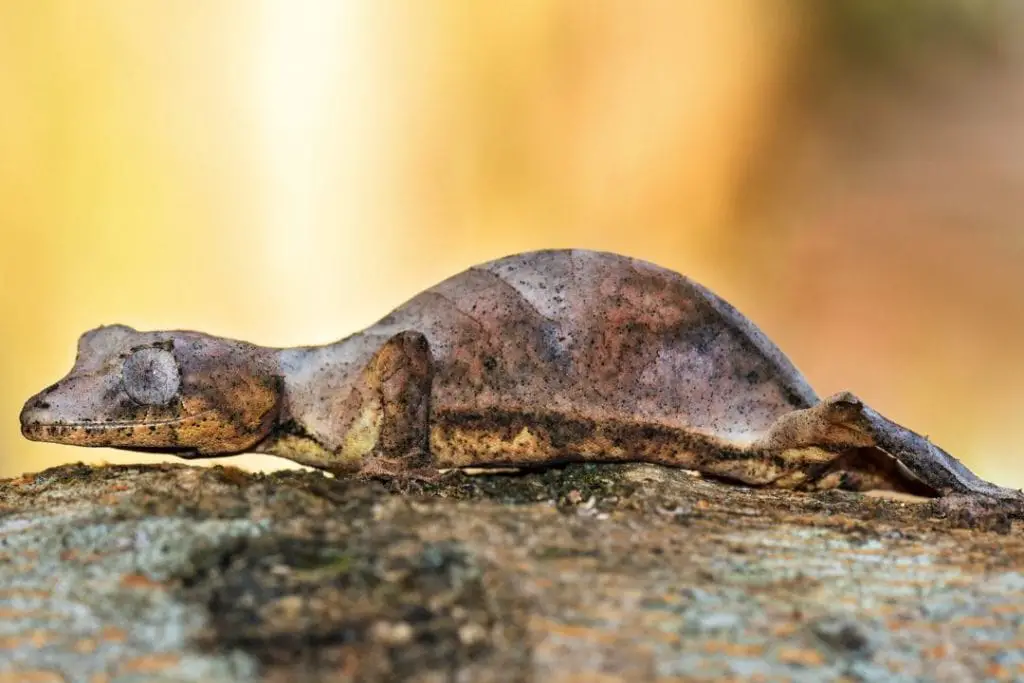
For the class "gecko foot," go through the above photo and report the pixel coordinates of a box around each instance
[356,453,444,483]
[763,392,1024,501]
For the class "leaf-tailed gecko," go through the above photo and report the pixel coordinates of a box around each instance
[20,249,1022,501]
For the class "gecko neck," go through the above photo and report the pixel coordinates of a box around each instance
[253,340,369,469]
[275,344,337,420]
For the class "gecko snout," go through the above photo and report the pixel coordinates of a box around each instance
[20,388,55,421]
[22,392,51,413]
[19,392,58,440]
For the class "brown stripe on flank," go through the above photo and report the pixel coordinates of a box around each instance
[428,407,790,485]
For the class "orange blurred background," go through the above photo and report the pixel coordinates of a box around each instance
[3,2,1024,486]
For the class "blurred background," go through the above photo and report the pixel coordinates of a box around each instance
[3,1,1024,486]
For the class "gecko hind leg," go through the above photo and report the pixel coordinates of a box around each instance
[355,330,437,480]
[761,392,1023,501]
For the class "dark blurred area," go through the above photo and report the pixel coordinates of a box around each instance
[2,1,1022,484]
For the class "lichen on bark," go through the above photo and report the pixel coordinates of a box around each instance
[1,461,1022,682]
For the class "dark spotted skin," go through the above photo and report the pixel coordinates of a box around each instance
[394,251,817,436]
[20,250,1023,500]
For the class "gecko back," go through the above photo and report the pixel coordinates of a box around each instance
[356,249,818,468]
[24,249,1019,500]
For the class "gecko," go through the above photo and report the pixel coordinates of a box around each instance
[19,249,1023,500]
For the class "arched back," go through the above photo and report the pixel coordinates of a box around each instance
[366,249,817,443]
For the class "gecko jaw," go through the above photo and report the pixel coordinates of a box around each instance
[21,412,216,430]
[20,411,218,449]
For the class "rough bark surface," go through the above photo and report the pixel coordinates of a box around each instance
[0,461,1022,682]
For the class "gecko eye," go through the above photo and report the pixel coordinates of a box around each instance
[121,347,181,405]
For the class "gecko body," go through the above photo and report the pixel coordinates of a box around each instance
[21,249,1021,499]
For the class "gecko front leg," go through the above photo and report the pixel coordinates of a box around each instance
[355,330,436,479]
[760,392,1024,501]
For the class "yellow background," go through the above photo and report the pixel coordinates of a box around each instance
[3,2,1023,487]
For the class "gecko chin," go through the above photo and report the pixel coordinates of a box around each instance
[20,421,200,460]
[20,396,273,456]
[19,402,200,450]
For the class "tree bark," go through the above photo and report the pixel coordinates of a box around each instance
[0,461,1022,682]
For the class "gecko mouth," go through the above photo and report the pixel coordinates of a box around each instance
[23,416,199,429]
[20,411,217,447]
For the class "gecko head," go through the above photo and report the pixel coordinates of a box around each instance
[21,325,283,456]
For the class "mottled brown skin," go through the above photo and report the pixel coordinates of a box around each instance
[19,250,1023,500]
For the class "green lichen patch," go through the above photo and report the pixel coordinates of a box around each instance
[2,461,1024,681]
